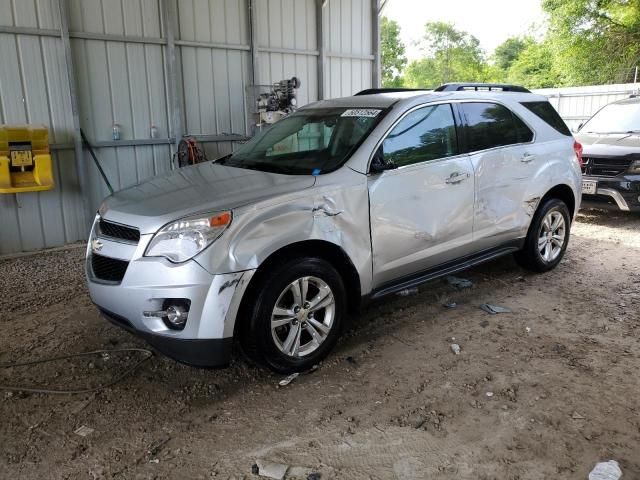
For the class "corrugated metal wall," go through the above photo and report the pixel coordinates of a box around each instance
[534,83,640,131]
[0,0,378,255]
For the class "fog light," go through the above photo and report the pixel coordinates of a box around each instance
[165,305,188,328]
[143,299,190,330]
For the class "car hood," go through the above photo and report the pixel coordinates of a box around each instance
[575,132,640,156]
[99,163,316,233]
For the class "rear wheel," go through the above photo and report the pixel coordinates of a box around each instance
[514,198,571,272]
[241,257,346,373]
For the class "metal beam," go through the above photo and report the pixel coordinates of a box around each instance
[316,0,326,100]
[327,52,375,61]
[371,0,381,88]
[160,0,184,165]
[248,0,260,86]
[49,134,249,151]
[175,39,250,51]
[58,0,90,226]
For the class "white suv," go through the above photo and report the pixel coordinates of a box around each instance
[86,83,582,373]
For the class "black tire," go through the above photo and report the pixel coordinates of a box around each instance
[514,198,571,272]
[240,257,346,374]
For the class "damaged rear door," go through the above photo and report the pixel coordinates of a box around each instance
[368,103,475,287]
[459,102,538,249]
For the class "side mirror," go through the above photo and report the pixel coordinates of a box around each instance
[370,146,397,174]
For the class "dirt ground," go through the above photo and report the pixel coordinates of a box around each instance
[1,209,639,480]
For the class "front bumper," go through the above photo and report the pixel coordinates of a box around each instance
[86,234,255,367]
[581,175,640,212]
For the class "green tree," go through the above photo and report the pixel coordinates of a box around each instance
[493,37,529,71]
[403,22,488,88]
[380,17,407,87]
[506,40,563,88]
[542,0,640,84]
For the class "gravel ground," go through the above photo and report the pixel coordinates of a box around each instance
[1,209,639,479]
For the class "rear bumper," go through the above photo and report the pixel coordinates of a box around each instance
[580,175,640,212]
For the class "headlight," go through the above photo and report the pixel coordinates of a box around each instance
[628,160,640,174]
[145,211,232,263]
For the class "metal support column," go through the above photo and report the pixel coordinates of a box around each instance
[58,0,90,225]
[160,0,184,163]
[371,0,381,89]
[248,0,260,86]
[316,0,326,100]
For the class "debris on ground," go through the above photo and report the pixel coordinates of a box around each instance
[526,327,531,333]
[446,276,473,290]
[450,344,461,355]
[396,287,418,296]
[443,301,457,309]
[74,425,94,437]
[278,373,299,387]
[480,303,512,314]
[480,320,490,328]
[571,411,586,420]
[307,473,321,480]
[588,460,622,480]
[254,459,288,479]
[486,392,494,398]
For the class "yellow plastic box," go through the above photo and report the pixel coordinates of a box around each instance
[0,124,54,193]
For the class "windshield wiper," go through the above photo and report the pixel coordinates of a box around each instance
[212,154,232,165]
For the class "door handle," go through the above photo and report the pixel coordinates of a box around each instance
[521,153,536,163]
[445,172,470,184]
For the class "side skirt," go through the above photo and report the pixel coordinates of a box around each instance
[370,240,524,300]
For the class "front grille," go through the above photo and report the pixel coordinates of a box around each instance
[98,219,140,243]
[91,254,129,283]
[582,156,633,177]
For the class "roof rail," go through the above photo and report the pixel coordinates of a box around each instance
[434,83,531,93]
[354,87,432,96]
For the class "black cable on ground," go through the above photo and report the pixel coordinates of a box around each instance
[0,348,153,395]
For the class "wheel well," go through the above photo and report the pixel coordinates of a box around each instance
[540,184,576,219]
[234,240,362,337]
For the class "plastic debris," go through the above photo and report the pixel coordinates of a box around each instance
[149,459,159,464]
[450,344,461,355]
[486,392,494,397]
[74,425,94,437]
[571,411,586,420]
[443,301,457,309]
[526,327,531,333]
[255,460,289,480]
[588,460,622,480]
[278,373,299,387]
[397,287,418,296]
[446,276,473,290]
[480,304,512,314]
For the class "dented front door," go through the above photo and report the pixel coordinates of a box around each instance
[368,103,475,288]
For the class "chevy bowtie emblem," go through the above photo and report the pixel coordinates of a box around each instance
[91,238,103,253]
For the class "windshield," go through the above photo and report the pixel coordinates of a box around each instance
[581,101,640,134]
[221,107,385,175]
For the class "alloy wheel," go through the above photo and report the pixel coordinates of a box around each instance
[270,276,335,358]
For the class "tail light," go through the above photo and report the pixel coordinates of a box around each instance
[573,141,584,167]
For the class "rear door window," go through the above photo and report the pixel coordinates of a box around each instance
[461,102,533,152]
[383,103,459,167]
[521,101,572,136]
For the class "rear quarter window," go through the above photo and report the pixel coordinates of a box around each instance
[521,101,572,136]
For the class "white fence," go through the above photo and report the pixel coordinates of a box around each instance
[533,83,640,131]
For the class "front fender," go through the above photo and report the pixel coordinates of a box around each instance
[195,169,374,295]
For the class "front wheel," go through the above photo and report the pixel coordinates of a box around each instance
[240,257,346,373]
[514,198,571,272]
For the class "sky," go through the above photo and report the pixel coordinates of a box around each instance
[381,0,546,60]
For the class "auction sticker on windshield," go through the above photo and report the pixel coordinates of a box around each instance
[341,109,381,118]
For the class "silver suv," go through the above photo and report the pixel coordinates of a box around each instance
[86,83,582,373]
